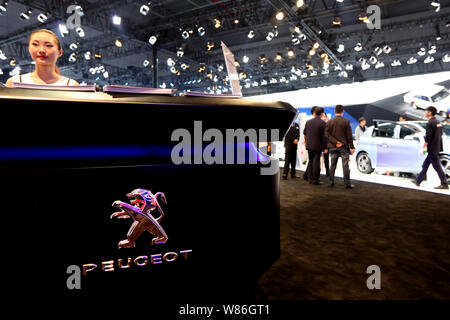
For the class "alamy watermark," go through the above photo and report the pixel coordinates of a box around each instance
[366,5,381,30]
[170,121,279,175]
[366,265,381,290]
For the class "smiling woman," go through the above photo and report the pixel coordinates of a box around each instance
[5,29,79,87]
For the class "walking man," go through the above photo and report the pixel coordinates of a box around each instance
[303,107,326,184]
[325,105,355,189]
[412,106,448,189]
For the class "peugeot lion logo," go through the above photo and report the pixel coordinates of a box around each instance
[111,188,168,248]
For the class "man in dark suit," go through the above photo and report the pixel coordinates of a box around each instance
[325,105,355,188]
[303,107,326,184]
[413,106,448,189]
[283,119,300,180]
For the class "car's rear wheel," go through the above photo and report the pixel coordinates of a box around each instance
[440,154,450,184]
[357,152,374,174]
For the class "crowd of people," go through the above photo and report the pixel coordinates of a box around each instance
[283,105,355,189]
[282,105,449,190]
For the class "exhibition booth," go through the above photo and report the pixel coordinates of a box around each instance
[251,71,450,195]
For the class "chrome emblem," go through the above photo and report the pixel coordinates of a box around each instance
[111,188,168,248]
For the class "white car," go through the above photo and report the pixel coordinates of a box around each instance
[403,85,450,118]
[355,120,450,184]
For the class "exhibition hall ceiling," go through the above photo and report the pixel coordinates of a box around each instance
[0,0,449,95]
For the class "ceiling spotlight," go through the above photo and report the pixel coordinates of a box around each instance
[275,11,285,21]
[181,63,189,70]
[69,43,78,50]
[313,42,320,49]
[243,55,249,63]
[115,39,123,47]
[149,35,157,45]
[369,56,377,64]
[374,47,383,55]
[375,61,385,69]
[266,31,275,41]
[391,59,401,67]
[287,49,295,58]
[167,58,176,67]
[181,30,190,40]
[332,16,341,27]
[361,60,370,70]
[296,0,305,8]
[430,1,440,12]
[383,45,392,54]
[337,43,345,53]
[345,64,353,70]
[311,25,322,35]
[308,49,316,56]
[59,24,69,37]
[112,15,122,25]
[9,58,16,66]
[214,18,222,29]
[442,54,450,63]
[143,59,150,67]
[407,57,417,64]
[273,25,279,37]
[0,1,8,13]
[358,12,370,24]
[37,12,48,23]
[428,45,437,55]
[76,27,85,38]
[294,25,301,34]
[418,47,426,56]
[84,51,91,60]
[259,55,268,63]
[305,63,314,70]
[275,53,283,61]
[424,56,434,64]
[68,53,77,63]
[291,34,300,45]
[207,41,215,51]
[0,49,6,60]
[94,53,102,59]
[248,30,255,39]
[234,19,239,24]
[140,3,151,15]
[234,61,240,67]
[239,72,247,80]
[177,47,184,57]
[354,43,363,51]
[103,71,109,78]
[198,26,206,36]
[20,8,32,20]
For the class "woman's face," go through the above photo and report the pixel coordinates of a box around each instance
[28,32,62,67]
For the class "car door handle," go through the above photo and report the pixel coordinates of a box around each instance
[377,143,389,148]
